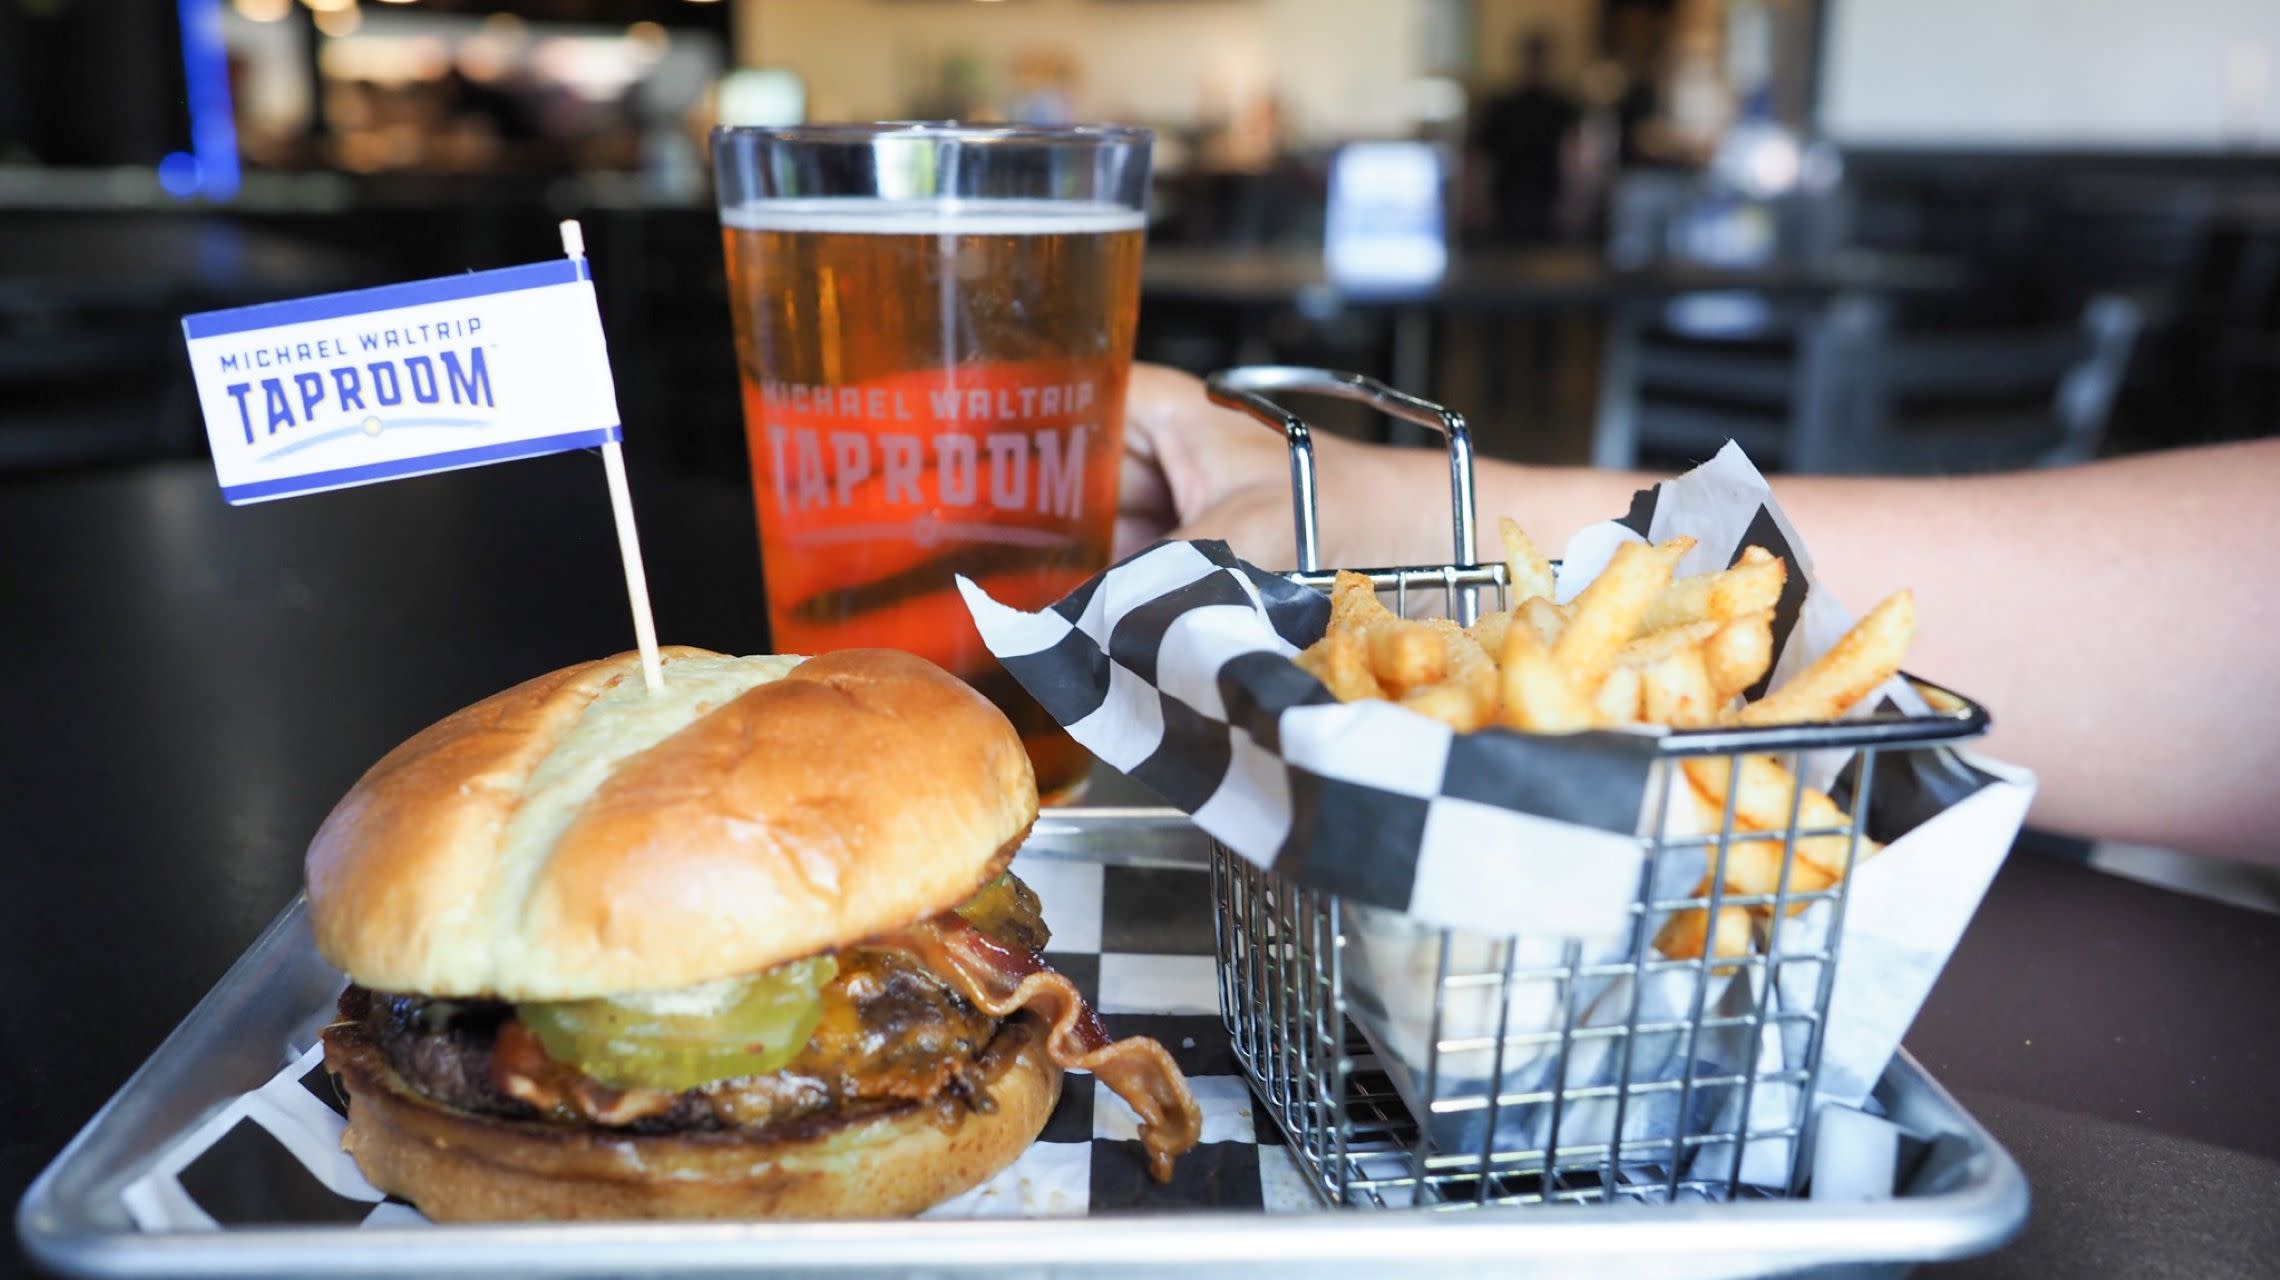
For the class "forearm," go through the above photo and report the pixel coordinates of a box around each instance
[1461,444,2280,863]
[1135,364,2277,859]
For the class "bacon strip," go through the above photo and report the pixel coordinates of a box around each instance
[484,916,1204,1183]
[875,914,1204,1182]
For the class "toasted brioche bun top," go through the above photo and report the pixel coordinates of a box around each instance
[306,648,1039,1001]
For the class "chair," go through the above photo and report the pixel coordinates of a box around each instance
[1594,292,2141,474]
[1590,171,1859,469]
[1785,293,2143,474]
[1607,170,1855,275]
[1590,301,1807,468]
[2204,207,2280,441]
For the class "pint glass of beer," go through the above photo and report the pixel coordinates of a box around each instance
[713,123,1151,803]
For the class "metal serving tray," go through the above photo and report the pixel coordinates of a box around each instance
[20,809,2025,1280]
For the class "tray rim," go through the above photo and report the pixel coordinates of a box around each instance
[17,807,2028,1278]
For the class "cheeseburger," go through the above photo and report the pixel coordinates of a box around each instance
[310,646,1200,1221]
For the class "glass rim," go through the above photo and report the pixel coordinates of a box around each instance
[711,120,1152,147]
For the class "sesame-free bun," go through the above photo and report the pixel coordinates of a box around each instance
[306,648,1039,1001]
[325,1010,1061,1221]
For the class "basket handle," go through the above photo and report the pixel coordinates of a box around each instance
[1204,366,1476,576]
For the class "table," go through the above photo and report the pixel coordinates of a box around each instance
[5,458,2276,1278]
[0,214,369,313]
[1141,246,1966,441]
[1142,246,1967,311]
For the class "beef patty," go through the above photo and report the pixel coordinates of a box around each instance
[339,874,1047,1138]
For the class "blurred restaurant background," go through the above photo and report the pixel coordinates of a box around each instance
[2,0,2277,481]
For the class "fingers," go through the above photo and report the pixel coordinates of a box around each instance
[1113,367,1187,556]
[1121,364,1283,487]
[1118,364,1299,564]
[1113,448,1178,558]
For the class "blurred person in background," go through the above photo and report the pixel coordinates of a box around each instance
[447,64,544,151]
[1469,28,1581,246]
[1006,50,1081,127]
[1608,2,1686,171]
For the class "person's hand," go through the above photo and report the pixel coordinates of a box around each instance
[1116,364,1451,569]
[1115,364,1309,564]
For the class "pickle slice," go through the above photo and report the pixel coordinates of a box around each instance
[954,871,1048,953]
[518,955,838,1091]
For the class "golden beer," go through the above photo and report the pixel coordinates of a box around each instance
[721,198,1145,802]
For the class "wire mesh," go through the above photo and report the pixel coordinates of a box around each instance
[1200,367,1986,1213]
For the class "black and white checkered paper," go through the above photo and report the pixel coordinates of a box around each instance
[959,541,1663,940]
[122,852,1321,1230]
[963,442,2036,1164]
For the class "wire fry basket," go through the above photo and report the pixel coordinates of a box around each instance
[1201,366,1989,1212]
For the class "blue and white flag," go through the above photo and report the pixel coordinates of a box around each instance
[182,260,621,505]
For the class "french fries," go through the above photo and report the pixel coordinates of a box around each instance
[1289,517,1921,968]
[1517,596,1569,648]
[1467,608,1513,658]
[1618,618,1719,669]
[1328,569,1393,631]
[1703,609,1775,703]
[1551,538,1694,695]
[1402,682,1493,732]
[1591,664,1642,726]
[1367,620,1446,693]
[1732,590,1913,727]
[1654,880,1754,964]
[1498,517,1557,604]
[1642,545,1786,633]
[1294,625,1384,702]
[1680,754,1881,883]
[1429,619,1502,709]
[1637,643,1719,728]
[1499,621,1597,733]
[1660,596,1914,958]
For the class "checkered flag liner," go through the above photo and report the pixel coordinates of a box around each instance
[963,442,2035,1178]
[957,539,1660,942]
[111,840,1945,1234]
[121,850,1319,1230]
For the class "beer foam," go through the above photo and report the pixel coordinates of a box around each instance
[721,197,1144,235]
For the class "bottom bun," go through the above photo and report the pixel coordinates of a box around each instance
[325,1014,1061,1221]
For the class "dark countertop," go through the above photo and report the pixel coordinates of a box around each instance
[1141,245,1967,309]
[0,215,372,312]
[4,457,2276,1277]
[1912,851,2280,1277]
